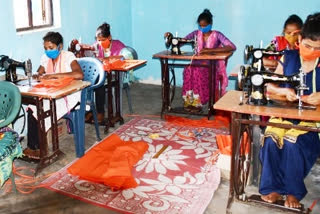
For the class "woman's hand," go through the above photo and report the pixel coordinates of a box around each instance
[284,88,298,101]
[40,74,60,80]
[199,46,234,55]
[199,48,212,54]
[32,74,41,81]
[266,84,297,102]
[301,92,320,105]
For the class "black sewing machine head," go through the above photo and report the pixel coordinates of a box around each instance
[238,45,314,110]
[0,55,32,83]
[68,39,95,58]
[244,45,284,71]
[238,65,308,107]
[165,33,196,55]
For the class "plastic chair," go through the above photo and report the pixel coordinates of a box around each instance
[0,81,21,128]
[64,57,105,157]
[0,81,22,188]
[119,46,138,114]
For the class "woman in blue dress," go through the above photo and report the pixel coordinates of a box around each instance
[260,12,320,208]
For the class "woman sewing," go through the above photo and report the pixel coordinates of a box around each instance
[85,22,126,124]
[260,12,320,208]
[23,31,83,159]
[166,9,236,113]
[264,14,303,69]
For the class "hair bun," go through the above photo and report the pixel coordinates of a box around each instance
[308,13,320,21]
[203,9,212,17]
[102,23,110,30]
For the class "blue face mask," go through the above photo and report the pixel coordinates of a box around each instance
[198,24,212,33]
[45,45,61,59]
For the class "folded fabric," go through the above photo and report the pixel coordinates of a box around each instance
[102,58,126,72]
[68,134,149,190]
[29,77,75,93]
[164,112,230,129]
[216,135,232,155]
[216,132,249,156]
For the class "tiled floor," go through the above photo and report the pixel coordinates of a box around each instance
[0,83,319,214]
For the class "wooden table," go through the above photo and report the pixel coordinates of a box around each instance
[17,80,90,174]
[214,90,319,213]
[104,59,147,133]
[153,50,233,119]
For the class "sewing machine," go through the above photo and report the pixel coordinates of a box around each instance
[237,64,314,110]
[164,32,196,55]
[0,55,32,85]
[244,45,284,71]
[238,44,314,109]
[68,39,95,58]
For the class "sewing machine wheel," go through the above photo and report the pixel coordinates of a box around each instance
[169,67,176,104]
[12,106,26,136]
[68,39,78,53]
[244,45,253,64]
[0,55,9,71]
[238,66,246,90]
[233,126,252,196]
[165,33,173,49]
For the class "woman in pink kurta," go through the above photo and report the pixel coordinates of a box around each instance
[85,23,125,123]
[182,9,236,111]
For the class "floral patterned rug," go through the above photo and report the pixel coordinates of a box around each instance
[42,117,228,214]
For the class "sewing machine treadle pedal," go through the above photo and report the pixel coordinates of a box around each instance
[247,195,311,214]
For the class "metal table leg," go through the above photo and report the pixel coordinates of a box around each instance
[160,58,169,118]
[105,70,124,133]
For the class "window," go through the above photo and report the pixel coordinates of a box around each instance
[13,0,54,32]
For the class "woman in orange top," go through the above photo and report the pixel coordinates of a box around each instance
[264,14,303,70]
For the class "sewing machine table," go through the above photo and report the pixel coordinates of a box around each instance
[104,59,147,133]
[214,90,320,213]
[153,50,233,119]
[17,80,90,175]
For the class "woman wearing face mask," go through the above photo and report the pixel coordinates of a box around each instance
[23,31,83,159]
[85,22,126,124]
[38,32,83,79]
[264,15,303,69]
[260,12,320,209]
[165,9,236,113]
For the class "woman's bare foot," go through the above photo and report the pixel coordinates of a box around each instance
[261,192,282,203]
[284,195,301,208]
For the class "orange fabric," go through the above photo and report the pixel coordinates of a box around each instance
[216,132,249,156]
[68,134,149,190]
[216,135,232,155]
[102,58,126,72]
[164,112,230,129]
[29,77,75,93]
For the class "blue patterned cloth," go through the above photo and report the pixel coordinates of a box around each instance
[0,127,22,186]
